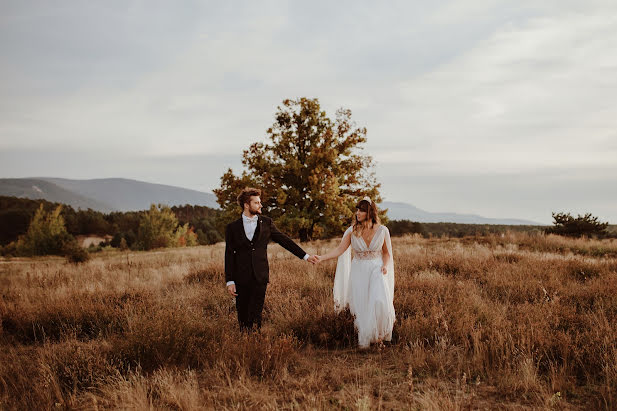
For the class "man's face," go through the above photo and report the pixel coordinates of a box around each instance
[246,196,262,215]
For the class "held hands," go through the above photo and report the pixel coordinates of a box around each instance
[307,255,321,264]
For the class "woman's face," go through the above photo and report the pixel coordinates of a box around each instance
[356,207,367,222]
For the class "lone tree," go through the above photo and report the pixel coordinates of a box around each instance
[214,97,382,241]
[546,212,609,238]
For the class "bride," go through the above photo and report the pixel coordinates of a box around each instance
[316,197,395,348]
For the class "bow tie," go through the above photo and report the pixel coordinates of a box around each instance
[244,215,258,222]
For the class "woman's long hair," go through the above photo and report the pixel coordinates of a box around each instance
[352,199,380,236]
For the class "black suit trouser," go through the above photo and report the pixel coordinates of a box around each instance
[235,280,267,331]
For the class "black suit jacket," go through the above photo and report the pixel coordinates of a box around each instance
[225,215,307,285]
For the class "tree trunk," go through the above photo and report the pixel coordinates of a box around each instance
[299,228,310,242]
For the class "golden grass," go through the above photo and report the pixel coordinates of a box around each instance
[1,232,616,409]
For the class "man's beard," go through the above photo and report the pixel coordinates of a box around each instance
[249,208,261,215]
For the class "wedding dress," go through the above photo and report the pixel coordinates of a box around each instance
[333,225,395,348]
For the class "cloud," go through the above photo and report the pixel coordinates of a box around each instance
[1,1,616,222]
[384,9,617,172]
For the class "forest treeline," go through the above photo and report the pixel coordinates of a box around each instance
[0,196,223,251]
[386,220,546,238]
[1,196,539,248]
[386,217,615,238]
[2,196,614,259]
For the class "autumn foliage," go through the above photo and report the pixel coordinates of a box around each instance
[214,98,382,241]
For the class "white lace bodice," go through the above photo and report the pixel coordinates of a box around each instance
[350,225,387,259]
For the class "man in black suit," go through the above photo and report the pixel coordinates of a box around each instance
[225,187,317,331]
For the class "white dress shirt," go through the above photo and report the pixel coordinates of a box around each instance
[226,214,309,287]
[242,213,258,241]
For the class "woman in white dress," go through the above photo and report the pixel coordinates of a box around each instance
[316,197,395,348]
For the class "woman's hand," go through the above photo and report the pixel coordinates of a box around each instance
[381,265,387,275]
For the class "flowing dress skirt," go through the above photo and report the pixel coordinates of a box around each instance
[348,257,396,348]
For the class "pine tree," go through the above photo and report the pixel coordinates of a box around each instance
[546,212,609,237]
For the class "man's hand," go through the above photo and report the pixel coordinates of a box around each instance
[381,265,387,275]
[227,284,237,297]
[307,255,320,264]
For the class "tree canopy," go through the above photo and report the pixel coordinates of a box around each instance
[135,204,199,250]
[14,204,85,261]
[214,97,383,241]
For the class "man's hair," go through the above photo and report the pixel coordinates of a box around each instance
[237,187,261,208]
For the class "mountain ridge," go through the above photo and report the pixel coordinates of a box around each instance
[38,177,219,211]
[381,201,542,225]
[0,177,542,225]
[0,178,116,212]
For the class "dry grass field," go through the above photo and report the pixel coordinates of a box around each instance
[1,232,617,409]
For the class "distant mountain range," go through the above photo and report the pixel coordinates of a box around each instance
[0,177,542,225]
[381,201,541,225]
[0,178,218,212]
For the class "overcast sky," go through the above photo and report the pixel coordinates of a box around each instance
[1,1,616,224]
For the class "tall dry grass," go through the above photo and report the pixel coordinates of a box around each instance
[1,232,616,409]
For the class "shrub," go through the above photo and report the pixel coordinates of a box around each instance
[546,212,609,238]
[173,223,198,247]
[65,245,90,264]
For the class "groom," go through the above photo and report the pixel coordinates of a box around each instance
[225,187,317,331]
